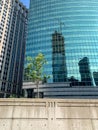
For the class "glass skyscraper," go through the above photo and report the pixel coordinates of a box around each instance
[26,0,98,86]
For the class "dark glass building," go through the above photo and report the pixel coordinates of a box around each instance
[25,0,98,86]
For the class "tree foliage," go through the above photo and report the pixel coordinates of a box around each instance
[24,53,50,97]
[25,53,49,81]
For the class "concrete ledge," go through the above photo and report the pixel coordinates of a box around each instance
[0,98,98,130]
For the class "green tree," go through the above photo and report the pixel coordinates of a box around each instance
[25,53,50,98]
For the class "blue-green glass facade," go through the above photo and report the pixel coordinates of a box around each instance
[26,0,98,86]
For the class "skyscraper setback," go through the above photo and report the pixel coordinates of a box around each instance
[25,0,98,87]
[0,0,28,97]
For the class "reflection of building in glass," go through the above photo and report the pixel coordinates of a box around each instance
[68,76,79,86]
[52,31,67,82]
[25,0,98,87]
[93,72,98,86]
[78,57,93,86]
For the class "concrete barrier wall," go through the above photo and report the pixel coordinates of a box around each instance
[0,98,98,130]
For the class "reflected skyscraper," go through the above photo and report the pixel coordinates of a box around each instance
[25,0,98,87]
[93,72,98,86]
[78,57,93,86]
[52,31,67,82]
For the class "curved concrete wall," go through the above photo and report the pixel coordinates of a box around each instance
[0,99,98,130]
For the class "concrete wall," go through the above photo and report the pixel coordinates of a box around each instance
[0,99,98,130]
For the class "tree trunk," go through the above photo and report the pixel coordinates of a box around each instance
[36,81,39,98]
